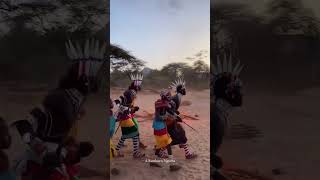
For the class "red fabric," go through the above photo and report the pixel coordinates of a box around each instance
[155,99,169,109]
[66,164,80,177]
[118,113,133,121]
[49,165,79,180]
[49,172,67,180]
[23,161,79,180]
[154,128,168,136]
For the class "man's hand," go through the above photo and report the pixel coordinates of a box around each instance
[30,137,47,156]
[176,115,182,122]
[115,99,120,105]
[131,106,139,113]
[119,105,127,111]
[23,133,46,155]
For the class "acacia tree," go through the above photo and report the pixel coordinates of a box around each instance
[0,0,108,35]
[193,60,209,78]
[266,0,320,37]
[109,44,145,88]
[110,44,145,72]
[211,3,262,58]
[0,0,109,83]
[161,62,191,78]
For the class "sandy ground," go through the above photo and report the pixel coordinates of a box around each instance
[110,88,210,180]
[3,82,318,180]
[0,83,107,180]
[219,87,320,180]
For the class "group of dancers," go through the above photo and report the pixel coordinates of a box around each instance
[109,73,197,171]
[0,38,106,180]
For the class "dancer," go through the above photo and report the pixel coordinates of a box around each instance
[109,98,116,159]
[0,117,15,180]
[12,38,105,179]
[153,90,181,171]
[153,90,173,158]
[211,53,244,178]
[127,74,147,149]
[168,78,197,159]
[114,73,145,158]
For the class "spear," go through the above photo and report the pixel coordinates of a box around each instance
[174,113,199,133]
[181,120,199,133]
[114,121,121,135]
[113,103,124,135]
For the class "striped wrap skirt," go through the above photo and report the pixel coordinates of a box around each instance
[152,117,172,149]
[119,114,139,139]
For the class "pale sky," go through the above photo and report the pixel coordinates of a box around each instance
[111,0,210,69]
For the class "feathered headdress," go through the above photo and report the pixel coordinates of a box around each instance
[212,53,244,83]
[65,39,106,78]
[160,89,172,100]
[169,77,186,91]
[129,73,143,88]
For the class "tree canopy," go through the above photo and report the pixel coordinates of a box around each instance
[0,0,108,35]
[110,44,145,72]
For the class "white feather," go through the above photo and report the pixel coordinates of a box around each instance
[75,41,83,59]
[232,61,241,75]
[217,56,222,74]
[68,40,78,59]
[89,39,95,57]
[223,54,227,72]
[212,64,216,75]
[94,40,100,58]
[228,54,232,73]
[65,42,73,59]
[235,65,244,76]
[84,39,90,59]
[99,42,106,59]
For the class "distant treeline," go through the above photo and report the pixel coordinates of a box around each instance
[0,0,108,90]
[212,0,320,91]
[110,61,210,90]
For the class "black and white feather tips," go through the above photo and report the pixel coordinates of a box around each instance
[129,73,143,87]
[160,89,172,100]
[169,77,186,91]
[212,53,244,77]
[65,39,106,78]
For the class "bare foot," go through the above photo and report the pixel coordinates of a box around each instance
[133,152,145,158]
[116,151,124,157]
[139,142,147,149]
[150,162,162,168]
[169,165,182,171]
[186,153,198,159]
[111,168,120,176]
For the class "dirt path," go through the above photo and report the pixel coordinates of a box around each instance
[110,89,210,180]
[219,88,320,180]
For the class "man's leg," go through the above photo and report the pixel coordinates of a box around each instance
[167,145,181,171]
[132,135,145,158]
[115,136,126,157]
